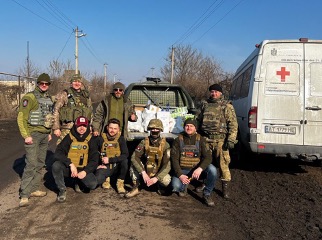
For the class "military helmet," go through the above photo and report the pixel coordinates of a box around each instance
[37,73,51,84]
[70,74,82,83]
[147,119,163,131]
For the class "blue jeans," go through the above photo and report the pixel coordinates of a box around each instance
[171,164,217,196]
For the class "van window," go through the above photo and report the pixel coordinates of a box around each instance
[240,65,253,98]
[310,63,322,96]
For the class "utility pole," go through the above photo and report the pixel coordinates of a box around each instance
[113,74,117,83]
[151,67,155,77]
[170,45,175,84]
[75,26,86,74]
[104,63,108,92]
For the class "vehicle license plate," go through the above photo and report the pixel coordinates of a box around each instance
[264,126,296,135]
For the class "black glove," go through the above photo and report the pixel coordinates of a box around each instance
[224,141,235,150]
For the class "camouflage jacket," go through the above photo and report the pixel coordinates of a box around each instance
[197,96,238,143]
[52,88,92,130]
[131,137,170,181]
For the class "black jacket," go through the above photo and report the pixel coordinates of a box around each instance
[53,126,100,173]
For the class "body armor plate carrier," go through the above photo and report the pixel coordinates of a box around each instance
[144,137,166,177]
[179,134,201,169]
[67,133,92,168]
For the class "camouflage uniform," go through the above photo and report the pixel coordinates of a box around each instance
[52,88,92,144]
[197,95,238,197]
[129,137,171,186]
[17,75,53,202]
[92,93,136,137]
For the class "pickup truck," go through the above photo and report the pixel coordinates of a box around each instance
[124,77,197,143]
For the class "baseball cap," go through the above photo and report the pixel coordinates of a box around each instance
[75,116,89,127]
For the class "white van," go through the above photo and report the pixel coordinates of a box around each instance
[230,38,322,160]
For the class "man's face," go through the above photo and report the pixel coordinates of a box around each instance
[184,124,196,135]
[150,128,161,138]
[38,82,50,92]
[71,79,82,91]
[113,88,124,98]
[107,123,120,137]
[210,90,222,99]
[76,125,87,135]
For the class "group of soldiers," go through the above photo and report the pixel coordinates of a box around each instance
[17,73,238,208]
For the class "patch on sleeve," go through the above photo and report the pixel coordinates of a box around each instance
[135,145,143,152]
[22,99,28,107]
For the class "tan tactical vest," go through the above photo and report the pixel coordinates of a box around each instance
[28,90,53,128]
[179,134,201,169]
[201,100,228,136]
[144,137,166,177]
[67,133,92,168]
[100,133,121,158]
[59,88,92,123]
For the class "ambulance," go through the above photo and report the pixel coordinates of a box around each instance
[230,38,322,160]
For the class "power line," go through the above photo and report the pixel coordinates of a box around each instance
[80,37,105,65]
[56,30,73,61]
[35,0,73,30]
[192,0,245,45]
[11,0,70,33]
[43,0,77,28]
[173,0,225,46]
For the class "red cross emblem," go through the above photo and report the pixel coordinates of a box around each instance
[276,67,290,82]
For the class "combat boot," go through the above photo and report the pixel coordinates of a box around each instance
[19,197,29,207]
[124,187,140,198]
[30,190,47,197]
[195,183,205,193]
[203,194,215,207]
[102,177,111,189]
[57,190,66,203]
[222,181,230,199]
[116,179,126,194]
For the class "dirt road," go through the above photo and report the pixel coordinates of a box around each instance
[0,119,321,240]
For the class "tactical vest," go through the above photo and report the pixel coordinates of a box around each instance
[28,90,54,128]
[179,134,201,169]
[67,133,92,168]
[144,137,166,177]
[201,100,228,136]
[100,133,121,158]
[59,88,92,123]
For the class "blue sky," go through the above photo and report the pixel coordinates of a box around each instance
[1,0,321,86]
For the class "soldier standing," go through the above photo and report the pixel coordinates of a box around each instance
[92,81,137,137]
[125,119,171,198]
[197,83,238,199]
[52,74,92,144]
[17,73,53,207]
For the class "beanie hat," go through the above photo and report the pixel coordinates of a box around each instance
[113,82,125,90]
[184,118,197,128]
[208,83,222,93]
[37,73,51,84]
[75,116,89,127]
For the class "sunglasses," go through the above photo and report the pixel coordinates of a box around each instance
[114,88,123,92]
[39,82,50,86]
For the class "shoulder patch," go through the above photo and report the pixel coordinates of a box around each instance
[23,99,28,107]
[135,145,143,152]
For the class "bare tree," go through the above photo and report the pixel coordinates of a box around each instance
[161,45,227,104]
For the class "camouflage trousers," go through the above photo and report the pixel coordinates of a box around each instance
[129,165,171,187]
[208,139,231,182]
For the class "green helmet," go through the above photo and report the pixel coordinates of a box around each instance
[147,119,163,131]
[70,74,82,83]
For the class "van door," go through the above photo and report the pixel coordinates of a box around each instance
[257,43,304,145]
[303,43,322,146]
